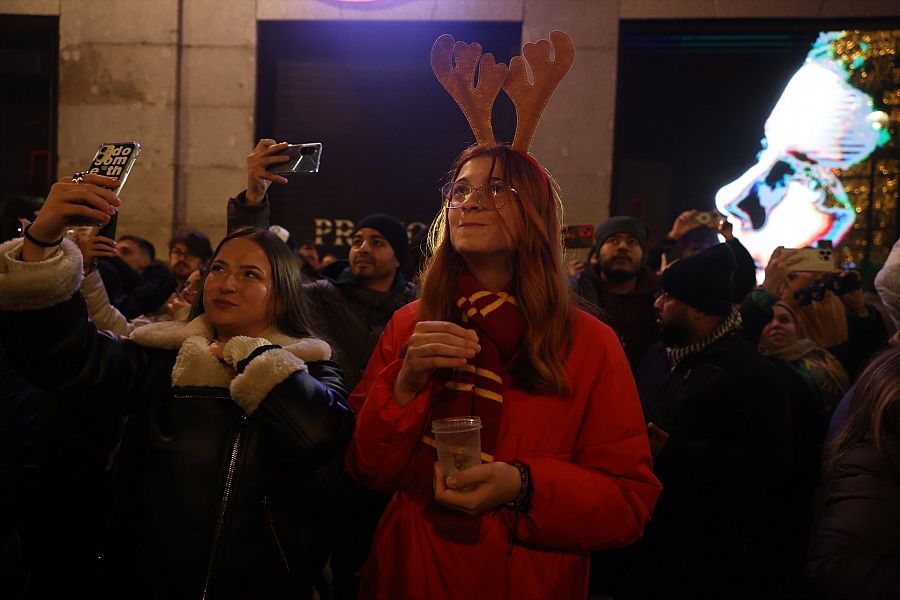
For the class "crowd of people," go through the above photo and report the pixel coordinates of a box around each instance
[1,31,899,600]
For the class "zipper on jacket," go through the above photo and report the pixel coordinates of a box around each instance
[202,413,247,600]
[262,496,291,573]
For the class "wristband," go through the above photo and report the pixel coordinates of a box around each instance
[23,224,63,248]
[505,461,533,512]
[235,344,280,374]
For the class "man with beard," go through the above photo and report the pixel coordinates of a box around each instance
[167,227,212,286]
[603,243,792,599]
[302,213,417,390]
[570,216,659,371]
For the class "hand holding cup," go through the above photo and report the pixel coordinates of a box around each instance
[433,461,522,515]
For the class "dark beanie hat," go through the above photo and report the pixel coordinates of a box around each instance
[593,216,649,251]
[660,243,736,316]
[352,213,408,267]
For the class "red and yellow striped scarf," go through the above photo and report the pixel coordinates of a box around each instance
[421,271,523,462]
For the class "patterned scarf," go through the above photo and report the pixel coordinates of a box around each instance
[421,271,523,462]
[666,305,742,371]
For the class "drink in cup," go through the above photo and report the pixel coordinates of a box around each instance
[431,416,483,479]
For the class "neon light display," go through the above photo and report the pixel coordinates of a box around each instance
[715,31,890,271]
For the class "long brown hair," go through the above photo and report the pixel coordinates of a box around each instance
[828,346,900,470]
[190,227,314,338]
[418,144,573,395]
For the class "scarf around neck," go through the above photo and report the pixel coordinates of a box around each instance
[420,271,523,462]
[666,305,742,371]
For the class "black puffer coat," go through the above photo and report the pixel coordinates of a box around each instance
[808,434,900,600]
[0,239,354,599]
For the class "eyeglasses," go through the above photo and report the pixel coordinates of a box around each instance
[440,180,517,210]
[170,247,196,260]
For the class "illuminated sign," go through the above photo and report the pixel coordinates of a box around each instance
[715,31,890,272]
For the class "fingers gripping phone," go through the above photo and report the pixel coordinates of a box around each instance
[73,142,141,238]
[268,143,323,174]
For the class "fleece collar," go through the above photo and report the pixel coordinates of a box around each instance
[130,314,332,389]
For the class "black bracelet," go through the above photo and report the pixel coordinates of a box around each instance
[505,461,533,512]
[23,224,63,248]
[235,344,280,374]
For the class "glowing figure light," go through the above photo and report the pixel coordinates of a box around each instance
[715,31,889,271]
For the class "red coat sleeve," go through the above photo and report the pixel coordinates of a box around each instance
[508,316,662,551]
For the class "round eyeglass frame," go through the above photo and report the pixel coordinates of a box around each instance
[440,181,518,210]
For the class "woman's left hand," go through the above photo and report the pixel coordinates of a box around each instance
[433,462,521,515]
[208,342,236,377]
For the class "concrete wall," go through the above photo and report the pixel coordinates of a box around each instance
[2,0,898,254]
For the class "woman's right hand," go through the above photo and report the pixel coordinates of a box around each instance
[761,246,801,296]
[393,321,480,407]
[667,210,701,240]
[245,139,291,204]
[23,174,120,262]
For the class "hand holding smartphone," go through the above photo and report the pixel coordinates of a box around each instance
[267,143,323,175]
[785,247,835,272]
[246,139,323,204]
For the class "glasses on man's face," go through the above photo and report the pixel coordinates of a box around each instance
[440,180,517,210]
[170,247,195,260]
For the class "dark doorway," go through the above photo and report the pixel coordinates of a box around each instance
[0,14,58,240]
[256,20,521,257]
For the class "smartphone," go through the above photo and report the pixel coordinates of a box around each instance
[786,247,835,272]
[71,142,141,237]
[694,210,723,227]
[268,143,323,174]
[562,224,595,249]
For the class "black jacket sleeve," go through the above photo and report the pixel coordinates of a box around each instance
[254,359,354,473]
[0,294,166,413]
[227,191,271,233]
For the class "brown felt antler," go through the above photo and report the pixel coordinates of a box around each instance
[503,31,575,151]
[431,34,509,146]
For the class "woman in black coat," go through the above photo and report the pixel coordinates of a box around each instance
[808,346,900,600]
[0,174,354,598]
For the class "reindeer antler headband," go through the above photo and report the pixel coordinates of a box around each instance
[431,31,575,151]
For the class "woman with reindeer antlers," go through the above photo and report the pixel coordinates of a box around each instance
[346,32,661,599]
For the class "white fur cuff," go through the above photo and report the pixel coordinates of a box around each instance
[0,238,84,311]
[230,348,307,415]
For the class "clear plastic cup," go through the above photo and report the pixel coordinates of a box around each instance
[432,416,483,477]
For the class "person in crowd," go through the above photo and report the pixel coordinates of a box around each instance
[168,225,212,286]
[648,209,757,302]
[760,302,850,415]
[346,143,661,599]
[874,237,900,332]
[742,247,888,380]
[758,301,851,591]
[115,234,152,275]
[228,138,417,393]
[297,239,323,280]
[808,346,900,600]
[0,173,354,598]
[825,244,900,446]
[227,138,417,598]
[569,215,659,371]
[116,234,170,283]
[612,242,792,599]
